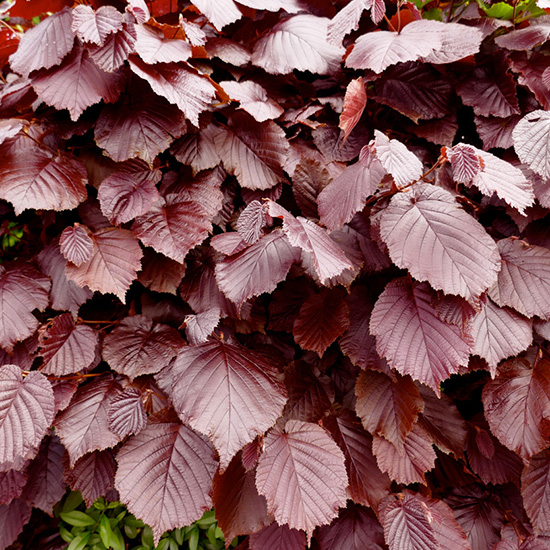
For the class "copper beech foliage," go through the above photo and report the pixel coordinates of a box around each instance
[2,0,550,549]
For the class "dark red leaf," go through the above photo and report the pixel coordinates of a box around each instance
[71,5,123,46]
[115,421,218,544]
[255,421,348,538]
[64,449,116,507]
[107,388,147,439]
[0,499,32,550]
[170,125,220,174]
[138,248,186,295]
[236,200,268,244]
[292,157,332,220]
[158,340,287,469]
[59,224,94,267]
[249,523,307,550]
[495,19,550,50]
[183,310,221,345]
[87,20,136,72]
[102,315,182,380]
[510,52,550,110]
[521,449,550,536]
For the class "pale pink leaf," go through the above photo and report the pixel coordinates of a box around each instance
[252,15,344,75]
[370,278,472,393]
[380,183,500,300]
[420,22,483,64]
[0,120,24,146]
[135,24,192,64]
[189,0,242,30]
[221,80,283,122]
[236,201,268,244]
[447,143,481,184]
[107,388,147,438]
[59,224,94,267]
[65,227,143,301]
[513,110,550,179]
[327,0,370,45]
[255,420,348,538]
[183,309,220,345]
[71,5,123,46]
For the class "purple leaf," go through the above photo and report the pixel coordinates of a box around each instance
[65,227,143,301]
[380,183,500,300]
[55,376,122,466]
[510,51,550,110]
[322,410,391,512]
[0,264,50,353]
[102,315,182,380]
[0,148,87,215]
[488,238,550,319]
[370,278,472,393]
[236,200,268,244]
[0,365,55,468]
[39,313,98,376]
[249,523,307,550]
[184,309,220,345]
[373,130,423,188]
[158,340,287,470]
[251,15,344,75]
[115,421,218,544]
[98,160,161,225]
[482,357,550,462]
[215,230,299,308]
[214,112,288,190]
[292,157,332,220]
[372,425,436,485]
[521,449,550,535]
[0,470,26,506]
[135,24,192,64]
[9,8,74,77]
[32,44,125,121]
[107,388,147,439]
[96,92,187,165]
[0,499,31,550]
[59,224,94,267]
[132,194,210,263]
[37,242,93,317]
[20,434,65,515]
[470,298,532,376]
[475,114,520,150]
[513,110,550,180]
[255,420,348,538]
[293,288,350,356]
[171,125,220,174]
[138,248,186,295]
[212,453,270,543]
[495,18,550,50]
[71,5,123,46]
[64,450,116,506]
[129,56,216,126]
[87,20,136,72]
[221,80,283,122]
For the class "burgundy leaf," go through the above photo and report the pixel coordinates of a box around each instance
[32,44,125,121]
[380,183,500,300]
[20,434,65,514]
[313,123,367,163]
[293,288,350,356]
[482,357,550,462]
[184,310,220,345]
[9,8,74,77]
[37,242,93,317]
[355,370,423,449]
[102,315,182,380]
[510,51,550,110]
[129,56,216,126]
[373,62,452,122]
[373,425,436,485]
[470,298,532,376]
[87,20,136,72]
[255,420,348,537]
[513,110,550,180]
[268,201,354,284]
[0,499,31,550]
[135,24,192,64]
[379,491,439,550]
[475,114,520,150]
[171,125,220,174]
[64,449,116,506]
[55,376,121,466]
[0,470,26,506]
[39,313,98,376]
[251,15,344,75]
[107,388,147,439]
[292,157,332,219]
[214,113,288,190]
[115,421,218,544]
[98,161,161,225]
[370,278,472,393]
[318,151,386,231]
[340,78,366,144]
[59,224,94,267]
[488,238,550,319]
[522,449,550,535]
[495,18,550,50]
[96,92,186,165]
[0,149,87,215]
[65,227,143,301]
[213,453,270,543]
[158,340,287,469]
[373,130,423,188]
[249,523,306,550]
[215,230,298,309]
[322,410,391,511]
[0,264,50,353]
[0,365,55,468]
[138,248,186,295]
[221,80,283,122]
[236,200,268,244]
[71,5,123,46]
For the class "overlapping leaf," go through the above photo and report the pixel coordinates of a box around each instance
[0,499,32,550]
[521,449,550,535]
[221,80,283,122]
[513,110,550,179]
[249,523,307,550]
[107,388,147,439]
[158,340,287,469]
[71,5,123,45]
[116,421,218,544]
[59,224,94,267]
[86,20,136,72]
[134,25,192,64]
[0,470,26,506]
